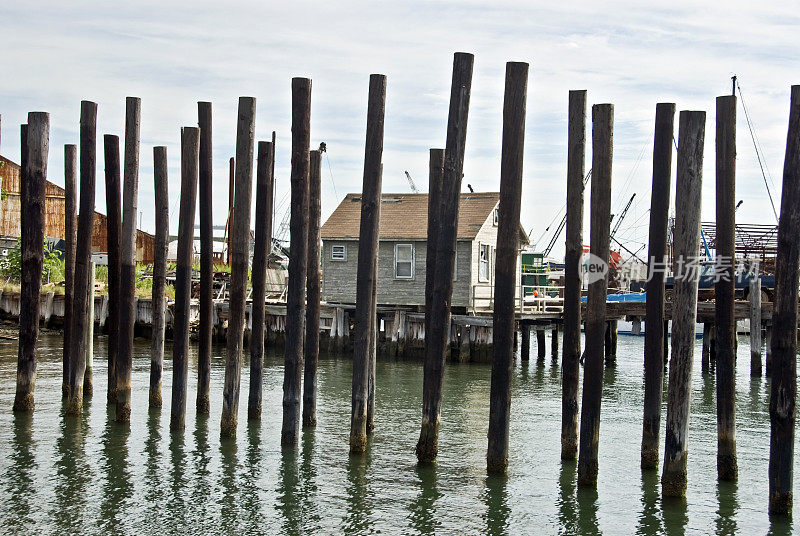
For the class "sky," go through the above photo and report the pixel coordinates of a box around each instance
[1,1,797,259]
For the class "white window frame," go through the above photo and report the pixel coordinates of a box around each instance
[493,207,499,226]
[394,243,414,279]
[479,242,491,282]
[331,244,347,261]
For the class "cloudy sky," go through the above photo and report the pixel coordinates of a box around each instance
[1,1,797,258]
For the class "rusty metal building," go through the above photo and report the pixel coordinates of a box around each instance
[0,155,155,263]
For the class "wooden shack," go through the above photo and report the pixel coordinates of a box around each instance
[320,192,529,310]
[0,155,155,263]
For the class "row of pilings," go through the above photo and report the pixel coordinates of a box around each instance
[7,53,800,516]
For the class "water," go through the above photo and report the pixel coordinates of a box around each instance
[0,332,797,535]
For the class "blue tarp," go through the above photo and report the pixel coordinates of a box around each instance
[580,292,647,303]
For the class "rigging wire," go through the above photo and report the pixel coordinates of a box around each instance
[735,79,779,222]
[323,151,339,201]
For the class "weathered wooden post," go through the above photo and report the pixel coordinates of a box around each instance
[170,128,199,432]
[197,101,213,414]
[561,89,586,461]
[749,277,762,376]
[661,110,705,497]
[351,74,386,453]
[520,325,531,361]
[63,144,78,399]
[424,148,445,360]
[303,149,322,427]
[249,140,275,421]
[284,80,311,446]
[84,262,95,396]
[103,135,122,403]
[221,97,256,437]
[551,326,559,360]
[227,156,235,265]
[487,61,528,474]
[641,103,675,470]
[768,85,800,516]
[116,96,141,423]
[13,113,48,412]
[715,94,738,482]
[765,325,773,376]
[416,53,473,463]
[536,329,546,362]
[701,322,712,373]
[149,146,169,408]
[65,101,97,415]
[577,103,613,487]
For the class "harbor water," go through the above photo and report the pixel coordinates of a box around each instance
[0,332,797,534]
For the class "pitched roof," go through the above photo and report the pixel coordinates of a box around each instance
[321,192,528,243]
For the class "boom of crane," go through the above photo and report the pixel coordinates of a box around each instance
[542,169,592,257]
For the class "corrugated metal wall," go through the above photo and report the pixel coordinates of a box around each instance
[1,155,155,263]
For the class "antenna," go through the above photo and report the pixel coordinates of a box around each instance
[404,170,419,193]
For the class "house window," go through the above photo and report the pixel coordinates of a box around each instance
[493,207,499,226]
[479,243,491,281]
[395,243,414,279]
[331,244,347,261]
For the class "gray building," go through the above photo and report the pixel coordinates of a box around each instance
[320,192,528,310]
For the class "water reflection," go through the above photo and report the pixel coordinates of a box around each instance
[343,452,373,534]
[52,410,91,533]
[408,463,440,534]
[576,485,600,535]
[557,460,579,535]
[240,422,263,531]
[99,408,132,535]
[277,446,302,534]
[482,474,510,536]
[637,469,663,535]
[660,496,688,536]
[299,428,321,530]
[715,480,738,535]
[192,412,212,523]
[6,412,36,530]
[219,436,239,531]
[168,430,188,529]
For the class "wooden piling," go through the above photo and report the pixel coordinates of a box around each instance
[715,95,738,482]
[284,80,311,446]
[63,144,78,399]
[302,149,321,427]
[84,262,95,397]
[65,101,97,415]
[351,74,386,453]
[221,97,256,438]
[768,85,800,516]
[103,135,122,403]
[701,322,712,373]
[249,140,275,421]
[13,113,48,412]
[416,53,473,463]
[149,146,169,408]
[487,61,528,474]
[227,156,234,265]
[116,96,141,423]
[197,101,213,414]
[170,128,199,432]
[577,103,614,487]
[551,326,559,360]
[661,110,706,498]
[424,147,445,359]
[749,277,762,376]
[561,89,586,461]
[765,324,773,376]
[537,329,546,362]
[521,325,531,361]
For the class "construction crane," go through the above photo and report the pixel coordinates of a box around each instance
[610,193,636,239]
[404,170,420,193]
[542,169,592,257]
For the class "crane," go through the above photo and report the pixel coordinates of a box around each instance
[610,193,636,239]
[542,169,592,257]
[404,170,420,193]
